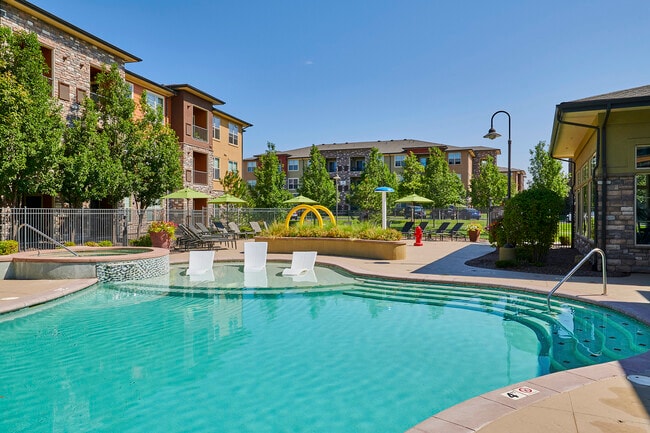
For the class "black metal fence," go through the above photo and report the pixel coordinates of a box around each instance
[1,207,573,250]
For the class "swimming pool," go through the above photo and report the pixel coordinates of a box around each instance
[1,263,647,432]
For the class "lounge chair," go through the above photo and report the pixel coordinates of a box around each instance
[180,224,229,249]
[399,221,414,238]
[249,221,263,236]
[244,241,267,271]
[439,222,465,241]
[426,222,450,240]
[243,242,268,288]
[187,250,215,281]
[229,221,254,239]
[282,251,317,276]
[197,222,237,248]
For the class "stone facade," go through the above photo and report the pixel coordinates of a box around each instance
[1,3,132,123]
[594,175,650,273]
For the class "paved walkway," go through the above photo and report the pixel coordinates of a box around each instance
[2,239,649,432]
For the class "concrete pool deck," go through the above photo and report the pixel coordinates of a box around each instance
[1,239,649,432]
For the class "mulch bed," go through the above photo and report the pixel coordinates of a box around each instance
[464,247,625,277]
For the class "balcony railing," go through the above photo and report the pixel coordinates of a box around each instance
[193,125,208,142]
[193,170,208,185]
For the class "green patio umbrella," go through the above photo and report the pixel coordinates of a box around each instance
[395,193,433,221]
[283,195,317,204]
[208,193,248,221]
[161,187,212,199]
[162,187,212,223]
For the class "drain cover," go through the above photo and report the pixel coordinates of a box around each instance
[627,375,650,386]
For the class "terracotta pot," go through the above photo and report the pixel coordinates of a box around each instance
[150,231,171,249]
[468,229,481,242]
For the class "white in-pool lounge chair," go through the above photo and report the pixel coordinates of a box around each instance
[282,251,317,276]
[244,242,268,287]
[244,242,267,271]
[187,250,215,281]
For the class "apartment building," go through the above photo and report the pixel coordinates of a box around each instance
[243,139,512,210]
[1,0,251,210]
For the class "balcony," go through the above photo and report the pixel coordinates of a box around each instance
[193,170,208,185]
[193,125,208,142]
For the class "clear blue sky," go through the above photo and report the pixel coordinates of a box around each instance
[30,0,650,176]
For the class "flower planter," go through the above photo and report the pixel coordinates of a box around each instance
[255,237,406,260]
[468,230,481,242]
[150,231,171,249]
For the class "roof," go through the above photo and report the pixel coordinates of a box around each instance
[263,139,497,159]
[125,70,175,97]
[6,0,141,63]
[166,84,225,106]
[212,107,253,129]
[551,84,650,158]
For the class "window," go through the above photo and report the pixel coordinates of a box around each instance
[58,82,70,101]
[228,123,239,146]
[288,159,299,171]
[327,159,337,173]
[247,180,257,187]
[213,158,220,179]
[419,156,428,166]
[448,152,461,165]
[247,161,256,172]
[576,156,596,240]
[145,91,164,112]
[394,155,405,167]
[636,145,650,168]
[637,174,650,244]
[75,88,86,103]
[287,178,299,190]
[350,157,365,171]
[228,160,238,173]
[213,116,221,140]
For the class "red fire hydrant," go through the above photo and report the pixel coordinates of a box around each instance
[414,225,423,246]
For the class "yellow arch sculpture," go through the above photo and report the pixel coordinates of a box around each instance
[284,204,336,229]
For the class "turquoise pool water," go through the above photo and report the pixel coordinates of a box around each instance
[1,263,648,433]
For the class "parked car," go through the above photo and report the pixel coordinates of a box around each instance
[443,205,480,220]
[404,205,426,219]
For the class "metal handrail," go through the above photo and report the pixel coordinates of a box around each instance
[547,248,606,310]
[17,223,79,257]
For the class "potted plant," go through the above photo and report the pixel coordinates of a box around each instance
[466,222,482,242]
[148,221,177,249]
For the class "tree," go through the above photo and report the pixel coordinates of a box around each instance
[422,147,465,208]
[60,97,118,207]
[397,152,425,197]
[0,27,64,207]
[93,64,136,207]
[298,145,336,208]
[469,155,507,209]
[527,140,570,198]
[129,91,183,235]
[348,148,398,213]
[250,142,292,207]
[222,170,250,203]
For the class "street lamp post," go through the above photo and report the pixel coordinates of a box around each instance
[333,174,341,222]
[483,110,512,200]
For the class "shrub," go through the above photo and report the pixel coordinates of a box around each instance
[84,241,99,247]
[98,240,113,247]
[486,218,507,248]
[64,241,76,247]
[502,187,564,264]
[130,235,152,247]
[0,240,19,255]
[262,221,402,241]
[495,259,517,268]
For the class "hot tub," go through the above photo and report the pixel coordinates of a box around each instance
[9,247,169,282]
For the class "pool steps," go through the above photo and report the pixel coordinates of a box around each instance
[346,277,648,372]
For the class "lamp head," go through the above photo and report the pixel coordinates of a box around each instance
[483,128,501,140]
[333,174,341,181]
